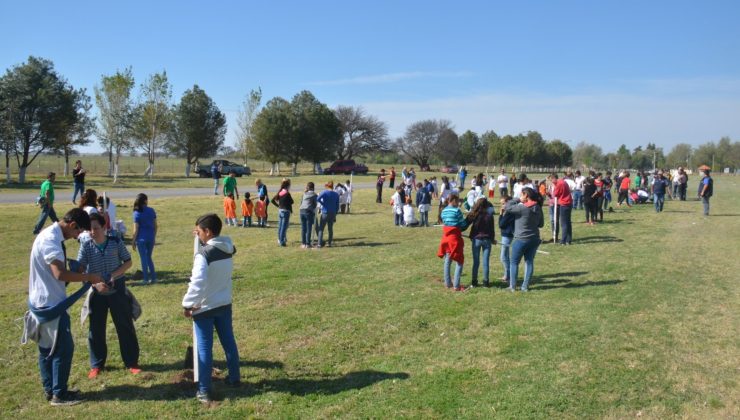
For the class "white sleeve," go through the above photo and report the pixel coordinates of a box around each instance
[182,254,208,308]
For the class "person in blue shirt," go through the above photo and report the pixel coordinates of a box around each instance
[316,181,340,248]
[651,171,670,213]
[699,169,714,216]
[132,193,158,284]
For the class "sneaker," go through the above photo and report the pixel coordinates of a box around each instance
[50,390,83,406]
[483,281,490,288]
[88,367,101,379]
[454,286,466,292]
[44,391,53,401]
[196,390,212,404]
[129,365,142,375]
[507,287,516,292]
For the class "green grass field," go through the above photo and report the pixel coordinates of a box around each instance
[0,177,737,418]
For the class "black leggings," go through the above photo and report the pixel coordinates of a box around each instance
[618,189,630,205]
[584,202,597,222]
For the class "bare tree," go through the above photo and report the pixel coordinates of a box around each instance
[396,119,454,168]
[95,68,135,182]
[235,87,262,164]
[132,71,171,178]
[334,105,389,160]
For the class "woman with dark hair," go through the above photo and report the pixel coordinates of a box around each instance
[79,189,99,215]
[505,187,544,292]
[466,197,496,287]
[132,193,158,284]
[271,178,294,247]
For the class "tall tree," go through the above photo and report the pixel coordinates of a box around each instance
[235,87,262,164]
[50,86,94,176]
[132,71,171,177]
[480,130,500,167]
[252,97,294,175]
[396,119,453,168]
[545,139,573,168]
[95,68,135,182]
[616,144,632,168]
[334,105,388,160]
[573,141,605,168]
[0,57,73,182]
[167,85,226,177]
[293,92,341,174]
[458,130,481,165]
[666,143,692,168]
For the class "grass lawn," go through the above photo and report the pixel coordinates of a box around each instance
[0,177,737,418]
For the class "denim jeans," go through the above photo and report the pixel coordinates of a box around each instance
[702,196,710,215]
[653,193,665,212]
[500,236,512,280]
[376,185,383,203]
[471,238,491,285]
[193,305,240,393]
[33,204,59,234]
[242,216,252,227]
[300,211,314,245]
[88,284,139,369]
[499,187,508,197]
[509,237,540,290]
[394,212,403,226]
[443,253,463,288]
[38,312,74,397]
[136,239,156,282]
[420,211,429,227]
[572,190,583,209]
[277,209,290,246]
[72,182,84,203]
[559,205,572,244]
[213,177,219,194]
[317,212,336,246]
[549,204,558,240]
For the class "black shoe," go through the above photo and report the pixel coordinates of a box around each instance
[50,390,83,406]
[225,379,241,388]
[196,390,212,404]
[44,391,52,401]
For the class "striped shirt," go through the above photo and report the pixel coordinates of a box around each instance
[76,236,131,280]
[441,205,468,229]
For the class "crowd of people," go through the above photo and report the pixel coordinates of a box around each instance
[23,160,716,405]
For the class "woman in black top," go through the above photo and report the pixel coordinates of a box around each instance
[466,197,496,287]
[272,179,294,247]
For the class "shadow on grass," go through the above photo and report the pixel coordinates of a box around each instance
[128,270,188,285]
[144,359,285,373]
[533,279,625,290]
[707,213,740,217]
[537,271,588,279]
[663,210,693,213]
[84,369,410,401]
[571,236,623,244]
[339,241,399,248]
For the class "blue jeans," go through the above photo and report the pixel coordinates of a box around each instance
[213,177,219,194]
[193,305,240,393]
[702,196,710,215]
[242,216,252,227]
[136,239,156,282]
[471,238,491,285]
[559,205,572,245]
[509,237,540,291]
[572,190,583,209]
[72,182,84,203]
[33,204,58,234]
[443,253,463,288]
[38,312,74,397]
[277,209,290,246]
[300,211,314,245]
[318,212,336,246]
[653,193,665,212]
[420,211,429,227]
[394,212,403,226]
[500,236,512,280]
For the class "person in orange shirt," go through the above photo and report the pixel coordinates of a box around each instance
[538,180,547,198]
[255,195,268,227]
[241,192,254,227]
[223,193,237,226]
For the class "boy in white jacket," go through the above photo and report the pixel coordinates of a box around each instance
[182,213,240,403]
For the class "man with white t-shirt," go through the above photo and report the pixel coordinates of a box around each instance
[27,208,106,406]
[573,170,586,210]
[497,169,509,197]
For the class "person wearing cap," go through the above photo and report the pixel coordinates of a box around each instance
[699,169,713,216]
[316,181,340,247]
[651,171,670,213]
[33,172,59,235]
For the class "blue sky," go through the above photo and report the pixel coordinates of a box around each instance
[2,0,739,153]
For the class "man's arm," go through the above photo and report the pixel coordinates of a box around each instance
[49,260,103,284]
[182,254,207,311]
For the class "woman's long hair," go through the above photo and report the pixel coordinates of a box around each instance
[79,189,98,209]
[133,193,148,212]
[466,197,490,223]
[521,187,543,207]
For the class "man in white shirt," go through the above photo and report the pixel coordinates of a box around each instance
[573,170,586,210]
[28,208,105,406]
[496,169,509,197]
[564,172,577,207]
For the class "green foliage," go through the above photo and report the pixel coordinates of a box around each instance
[458,130,481,165]
[131,71,172,173]
[291,91,342,169]
[573,141,605,168]
[235,87,262,164]
[666,143,692,168]
[168,85,226,170]
[94,67,136,170]
[252,97,294,167]
[545,139,573,167]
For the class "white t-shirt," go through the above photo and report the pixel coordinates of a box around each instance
[403,204,417,224]
[29,223,67,308]
[574,176,586,191]
[497,174,509,189]
[107,201,117,228]
[565,178,577,191]
[488,177,497,190]
[83,206,98,215]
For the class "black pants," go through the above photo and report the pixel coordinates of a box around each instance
[679,184,687,201]
[88,286,139,369]
[596,197,604,220]
[584,201,597,222]
[618,189,630,205]
[389,178,395,188]
[376,185,383,203]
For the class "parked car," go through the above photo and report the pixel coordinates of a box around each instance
[440,165,459,174]
[322,159,369,175]
[196,159,251,177]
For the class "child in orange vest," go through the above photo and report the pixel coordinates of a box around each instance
[224,193,237,226]
[241,192,254,227]
[255,195,268,227]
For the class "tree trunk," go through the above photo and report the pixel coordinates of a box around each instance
[5,151,10,183]
[185,163,191,177]
[63,151,70,177]
[292,162,297,176]
[107,147,113,177]
[144,162,154,177]
[19,166,27,184]
[113,151,121,184]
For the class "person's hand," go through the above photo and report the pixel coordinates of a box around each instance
[183,307,199,318]
[93,282,109,293]
[87,273,104,284]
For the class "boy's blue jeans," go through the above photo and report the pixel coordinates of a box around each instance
[72,182,84,203]
[443,253,463,288]
[242,216,252,227]
[500,236,512,280]
[559,205,572,245]
[194,305,240,393]
[277,209,290,245]
[509,237,540,290]
[653,193,665,212]
[572,190,583,209]
[38,312,74,397]
[300,211,314,245]
[471,238,491,285]
[136,239,156,282]
[317,212,336,246]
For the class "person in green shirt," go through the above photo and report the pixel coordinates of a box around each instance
[222,170,239,199]
[33,172,60,234]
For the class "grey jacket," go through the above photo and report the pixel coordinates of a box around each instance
[299,190,318,212]
[505,199,544,239]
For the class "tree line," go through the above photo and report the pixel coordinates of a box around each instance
[1,56,737,184]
